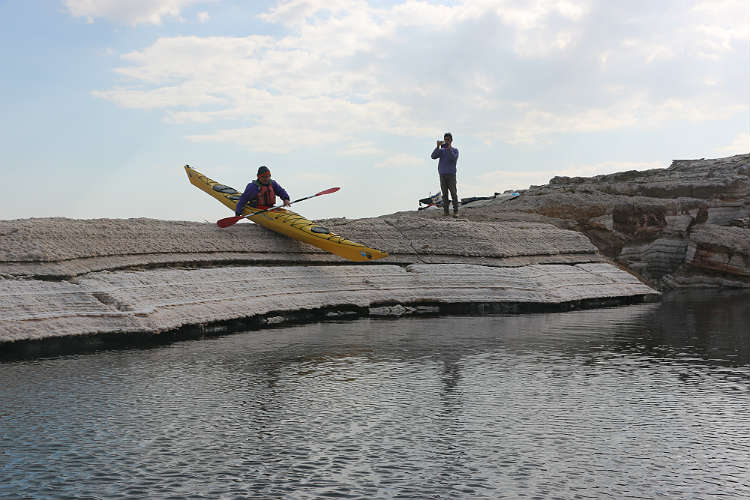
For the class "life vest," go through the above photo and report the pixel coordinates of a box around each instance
[250,179,276,209]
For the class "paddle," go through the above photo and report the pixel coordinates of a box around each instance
[217,187,340,228]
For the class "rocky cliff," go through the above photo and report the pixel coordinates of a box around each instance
[452,154,749,289]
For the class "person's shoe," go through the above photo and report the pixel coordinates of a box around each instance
[452,212,459,218]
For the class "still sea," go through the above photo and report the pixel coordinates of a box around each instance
[1,290,748,499]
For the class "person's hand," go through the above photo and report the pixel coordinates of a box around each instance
[283,199,291,207]
[437,140,444,147]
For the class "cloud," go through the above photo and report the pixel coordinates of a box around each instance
[187,126,342,153]
[621,39,675,63]
[471,170,551,194]
[292,171,338,184]
[468,160,666,195]
[690,0,749,58]
[92,0,748,153]
[336,142,380,156]
[64,0,215,25]
[197,11,210,23]
[374,153,426,169]
[494,94,747,144]
[717,133,750,155]
[92,84,227,109]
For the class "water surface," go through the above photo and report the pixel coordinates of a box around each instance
[1,290,748,499]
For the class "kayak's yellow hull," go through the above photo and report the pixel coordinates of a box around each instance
[184,165,388,262]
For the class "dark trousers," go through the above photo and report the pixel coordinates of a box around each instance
[439,174,458,213]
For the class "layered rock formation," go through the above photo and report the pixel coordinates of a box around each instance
[0,216,606,278]
[3,154,745,354]
[453,154,749,289]
[0,216,656,352]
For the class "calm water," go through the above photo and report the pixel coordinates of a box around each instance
[1,290,748,500]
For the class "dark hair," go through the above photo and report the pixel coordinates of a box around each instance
[444,132,452,140]
[257,165,271,176]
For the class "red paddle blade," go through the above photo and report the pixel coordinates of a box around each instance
[316,187,340,196]
[217,215,244,228]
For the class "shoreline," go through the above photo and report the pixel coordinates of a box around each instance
[1,293,657,361]
[1,216,657,358]
[3,154,746,359]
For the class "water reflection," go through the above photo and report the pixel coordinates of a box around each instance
[0,290,748,499]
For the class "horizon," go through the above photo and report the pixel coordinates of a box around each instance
[1,1,748,222]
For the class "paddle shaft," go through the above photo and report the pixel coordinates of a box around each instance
[217,187,340,228]
[253,190,332,217]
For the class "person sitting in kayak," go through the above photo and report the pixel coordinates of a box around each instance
[235,166,291,215]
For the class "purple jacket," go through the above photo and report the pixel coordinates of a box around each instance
[431,146,459,174]
[235,180,290,215]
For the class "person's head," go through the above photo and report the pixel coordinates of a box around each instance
[257,165,271,184]
[444,132,453,145]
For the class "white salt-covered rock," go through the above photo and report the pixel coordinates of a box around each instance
[0,217,601,278]
[0,263,657,343]
[0,216,661,348]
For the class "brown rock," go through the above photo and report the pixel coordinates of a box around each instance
[457,154,749,289]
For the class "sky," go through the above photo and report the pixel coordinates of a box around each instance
[1,0,748,222]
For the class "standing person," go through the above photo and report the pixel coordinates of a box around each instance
[430,132,460,217]
[235,166,291,216]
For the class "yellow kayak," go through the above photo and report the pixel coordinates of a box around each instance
[184,165,388,262]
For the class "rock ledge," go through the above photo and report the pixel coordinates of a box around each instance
[0,215,656,356]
